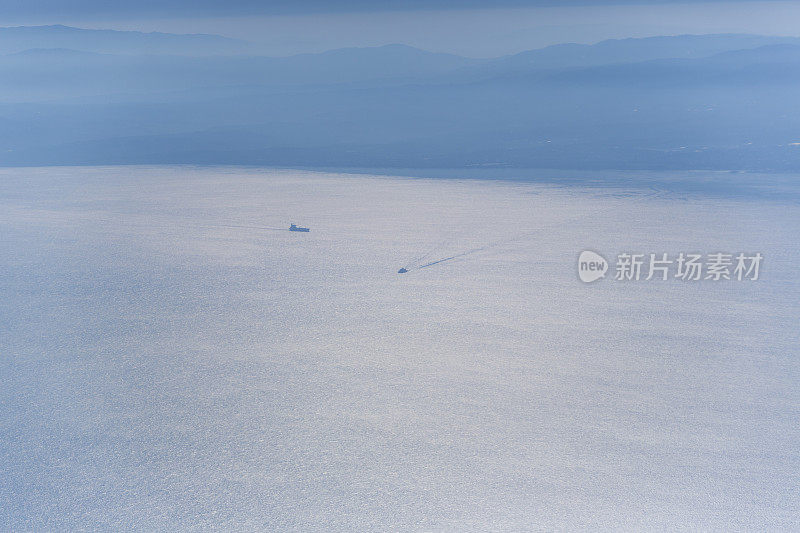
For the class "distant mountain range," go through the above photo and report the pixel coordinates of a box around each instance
[1,26,799,171]
[486,33,800,70]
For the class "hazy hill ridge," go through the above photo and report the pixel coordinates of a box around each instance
[1,27,799,170]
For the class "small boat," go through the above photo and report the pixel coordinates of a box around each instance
[289,223,310,232]
[397,268,408,273]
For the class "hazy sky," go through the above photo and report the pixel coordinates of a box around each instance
[5,0,800,56]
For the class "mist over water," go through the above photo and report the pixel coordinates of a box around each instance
[2,166,799,530]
